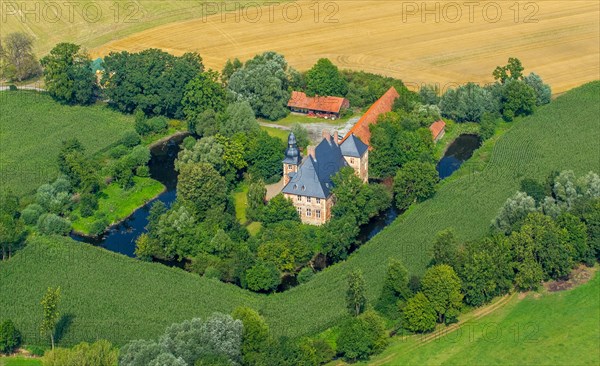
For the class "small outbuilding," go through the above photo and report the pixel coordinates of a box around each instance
[287,91,349,119]
[429,120,446,143]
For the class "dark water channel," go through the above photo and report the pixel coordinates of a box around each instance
[71,133,481,288]
[70,135,185,257]
[436,134,482,179]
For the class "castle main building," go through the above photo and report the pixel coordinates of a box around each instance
[281,130,368,225]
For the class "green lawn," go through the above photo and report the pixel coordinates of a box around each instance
[367,271,600,365]
[233,182,264,236]
[0,357,42,366]
[0,82,598,348]
[71,177,165,235]
[260,126,289,142]
[233,183,249,224]
[0,91,135,195]
[259,112,355,127]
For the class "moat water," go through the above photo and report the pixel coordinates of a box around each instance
[70,135,184,257]
[71,133,481,285]
[436,134,482,179]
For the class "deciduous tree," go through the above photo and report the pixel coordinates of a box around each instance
[41,43,96,105]
[246,180,266,222]
[40,286,61,349]
[346,270,367,316]
[227,52,291,120]
[182,70,227,121]
[0,320,22,354]
[261,194,299,225]
[305,58,348,97]
[231,307,270,365]
[1,32,41,82]
[394,160,439,211]
[403,292,436,333]
[421,265,462,324]
[493,191,537,234]
[245,261,280,292]
[177,163,227,219]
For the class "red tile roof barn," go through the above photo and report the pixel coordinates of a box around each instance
[287,91,349,114]
[429,120,446,140]
[341,86,400,146]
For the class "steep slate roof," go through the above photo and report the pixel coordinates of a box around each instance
[429,120,446,140]
[341,86,399,146]
[340,134,369,158]
[282,135,348,199]
[288,91,348,114]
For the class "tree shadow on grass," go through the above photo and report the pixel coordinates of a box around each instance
[54,313,75,346]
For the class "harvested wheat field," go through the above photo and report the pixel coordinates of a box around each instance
[91,1,600,94]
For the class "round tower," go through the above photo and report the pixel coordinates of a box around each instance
[282,132,301,186]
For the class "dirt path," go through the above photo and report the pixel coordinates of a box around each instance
[265,178,284,200]
[368,293,516,366]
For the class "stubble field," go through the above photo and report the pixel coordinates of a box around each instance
[90,0,600,94]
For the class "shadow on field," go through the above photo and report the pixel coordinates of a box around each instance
[54,313,75,345]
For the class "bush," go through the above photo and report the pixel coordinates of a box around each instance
[79,193,99,218]
[245,262,280,292]
[337,311,387,361]
[8,85,17,91]
[135,116,151,136]
[89,219,109,237]
[204,266,222,280]
[148,116,168,134]
[136,166,150,177]
[42,340,118,366]
[182,136,196,150]
[121,131,141,147]
[26,345,45,357]
[21,203,45,225]
[129,145,151,167]
[479,112,499,140]
[0,319,22,354]
[37,213,72,235]
[109,145,129,159]
[297,267,315,284]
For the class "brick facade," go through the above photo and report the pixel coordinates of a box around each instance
[284,193,334,225]
[343,150,369,183]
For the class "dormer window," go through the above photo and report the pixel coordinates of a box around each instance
[302,186,306,191]
[293,184,298,190]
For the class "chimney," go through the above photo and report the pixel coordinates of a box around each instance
[333,130,339,144]
[307,146,316,160]
[322,129,330,141]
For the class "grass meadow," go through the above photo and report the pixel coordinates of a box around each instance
[366,271,600,365]
[0,91,135,196]
[0,357,42,366]
[71,177,165,235]
[0,82,598,348]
